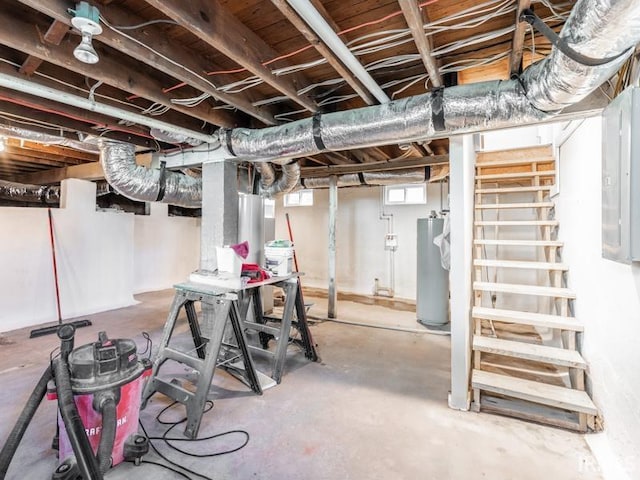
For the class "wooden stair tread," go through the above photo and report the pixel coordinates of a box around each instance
[476,145,554,163]
[474,282,576,298]
[474,259,568,271]
[472,307,583,331]
[473,335,586,368]
[476,171,556,180]
[476,156,555,168]
[474,220,559,226]
[474,239,563,247]
[472,370,597,415]
[476,186,553,194]
[476,202,554,209]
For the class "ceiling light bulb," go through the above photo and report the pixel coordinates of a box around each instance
[74,30,99,64]
[0,138,5,153]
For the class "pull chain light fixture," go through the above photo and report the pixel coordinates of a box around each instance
[70,2,102,64]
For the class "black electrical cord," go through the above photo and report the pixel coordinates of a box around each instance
[138,332,153,359]
[137,401,250,480]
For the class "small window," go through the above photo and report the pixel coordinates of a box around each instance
[264,198,275,218]
[385,184,427,205]
[284,189,314,207]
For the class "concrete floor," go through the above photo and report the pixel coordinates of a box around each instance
[0,290,603,479]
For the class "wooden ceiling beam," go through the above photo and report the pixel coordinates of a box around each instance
[300,154,448,178]
[16,0,276,126]
[0,7,230,129]
[3,148,83,166]
[20,19,69,76]
[398,0,442,88]
[5,138,97,162]
[271,0,376,106]
[509,0,533,76]
[0,152,73,168]
[142,0,318,112]
[11,161,104,185]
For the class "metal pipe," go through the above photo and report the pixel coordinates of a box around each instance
[286,0,389,104]
[262,161,300,197]
[328,175,338,319]
[0,72,217,145]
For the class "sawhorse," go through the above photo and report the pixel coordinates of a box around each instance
[141,282,261,439]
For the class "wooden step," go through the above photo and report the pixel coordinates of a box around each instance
[476,145,554,164]
[474,282,576,299]
[475,220,559,227]
[475,202,554,209]
[472,370,597,415]
[476,171,556,181]
[472,306,583,331]
[476,185,553,194]
[476,156,555,168]
[474,239,563,247]
[473,336,586,368]
[474,259,568,271]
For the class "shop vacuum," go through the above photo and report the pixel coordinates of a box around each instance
[0,325,151,479]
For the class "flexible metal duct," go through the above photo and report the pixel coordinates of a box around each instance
[0,125,99,154]
[302,168,426,189]
[254,162,276,189]
[99,140,201,208]
[0,179,60,204]
[262,161,300,197]
[220,0,640,160]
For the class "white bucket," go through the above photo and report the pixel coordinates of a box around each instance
[216,246,243,276]
[264,246,294,277]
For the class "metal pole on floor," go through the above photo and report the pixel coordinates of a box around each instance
[328,175,338,319]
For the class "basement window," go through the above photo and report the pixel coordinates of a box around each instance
[284,189,313,207]
[384,184,427,205]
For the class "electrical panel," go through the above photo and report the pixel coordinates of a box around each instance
[602,87,640,263]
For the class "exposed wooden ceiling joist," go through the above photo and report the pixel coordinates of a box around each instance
[271,0,377,105]
[19,19,69,76]
[509,0,533,76]
[398,0,442,88]
[10,160,104,184]
[142,0,318,112]
[0,6,233,129]
[15,0,277,127]
[5,138,97,162]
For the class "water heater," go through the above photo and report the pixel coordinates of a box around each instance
[416,217,449,328]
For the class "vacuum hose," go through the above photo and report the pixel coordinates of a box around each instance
[0,365,52,479]
[53,358,103,480]
[96,395,117,473]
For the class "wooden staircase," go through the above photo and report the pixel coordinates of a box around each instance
[470,145,598,432]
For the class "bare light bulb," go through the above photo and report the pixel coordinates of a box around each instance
[0,138,5,153]
[74,30,99,64]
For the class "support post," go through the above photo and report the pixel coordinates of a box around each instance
[200,161,239,271]
[448,134,476,411]
[200,161,239,335]
[328,175,338,318]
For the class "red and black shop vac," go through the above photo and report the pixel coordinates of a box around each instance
[0,325,151,479]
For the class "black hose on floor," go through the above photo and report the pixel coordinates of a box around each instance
[53,358,103,480]
[96,396,117,473]
[0,365,52,479]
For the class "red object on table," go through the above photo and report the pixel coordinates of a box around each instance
[241,263,270,283]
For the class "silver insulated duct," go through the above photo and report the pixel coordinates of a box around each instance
[302,168,427,189]
[0,179,60,204]
[0,125,99,154]
[99,140,201,208]
[220,0,640,160]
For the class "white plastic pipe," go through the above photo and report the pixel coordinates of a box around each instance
[286,0,390,104]
[0,72,218,145]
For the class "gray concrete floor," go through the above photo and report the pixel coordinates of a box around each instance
[0,290,602,479]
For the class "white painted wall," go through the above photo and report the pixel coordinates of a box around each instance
[133,203,200,293]
[0,179,200,333]
[0,179,135,332]
[275,183,443,300]
[554,116,640,478]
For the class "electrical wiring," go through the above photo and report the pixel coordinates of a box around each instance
[138,400,250,480]
[107,18,179,30]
